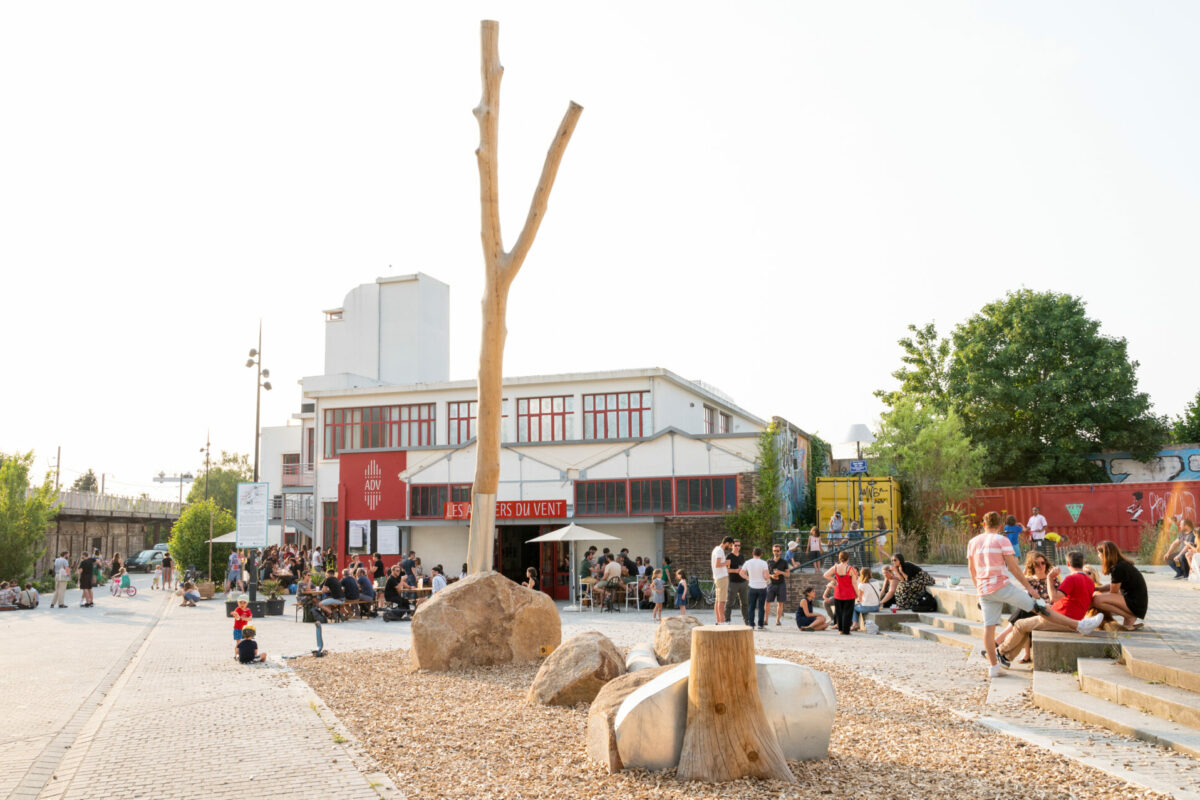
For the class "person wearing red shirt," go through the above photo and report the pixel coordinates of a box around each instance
[1000,551,1101,661]
[232,597,253,642]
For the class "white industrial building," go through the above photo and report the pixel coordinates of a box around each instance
[265,273,803,598]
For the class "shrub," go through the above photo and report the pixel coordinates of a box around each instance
[168,499,236,582]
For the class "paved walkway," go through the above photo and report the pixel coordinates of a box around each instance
[2,565,1197,800]
[0,575,405,800]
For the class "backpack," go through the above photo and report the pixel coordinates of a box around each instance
[688,577,704,603]
[383,607,409,622]
[913,590,938,612]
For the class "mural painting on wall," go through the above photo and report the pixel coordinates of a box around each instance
[1091,443,1200,483]
[1124,487,1197,527]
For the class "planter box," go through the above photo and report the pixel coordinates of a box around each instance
[265,598,285,616]
[197,582,216,600]
[225,599,269,617]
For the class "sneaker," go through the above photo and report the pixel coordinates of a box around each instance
[757,625,766,631]
[988,663,1003,679]
[1076,614,1104,635]
[996,651,1011,669]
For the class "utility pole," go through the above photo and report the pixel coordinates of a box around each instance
[201,433,213,581]
[54,446,61,492]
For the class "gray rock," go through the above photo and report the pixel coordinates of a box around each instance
[528,631,625,706]
[410,571,561,671]
[625,641,660,672]
[653,615,701,664]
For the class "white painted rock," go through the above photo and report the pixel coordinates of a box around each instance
[410,571,561,671]
[528,631,625,706]
[625,641,660,672]
[654,615,701,664]
[585,664,675,773]
[613,656,836,771]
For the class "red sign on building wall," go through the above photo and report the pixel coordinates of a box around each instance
[444,500,567,520]
[340,451,408,522]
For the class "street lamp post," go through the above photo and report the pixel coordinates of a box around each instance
[200,434,213,582]
[245,322,272,603]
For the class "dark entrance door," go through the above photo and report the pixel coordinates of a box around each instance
[496,525,540,586]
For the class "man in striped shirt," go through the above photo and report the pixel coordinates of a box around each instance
[968,511,1100,678]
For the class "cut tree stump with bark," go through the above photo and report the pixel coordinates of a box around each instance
[676,626,795,783]
[465,19,583,575]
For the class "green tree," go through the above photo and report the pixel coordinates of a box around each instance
[725,422,783,549]
[874,322,951,413]
[0,452,58,581]
[1172,389,1200,444]
[185,451,252,515]
[870,399,985,535]
[71,469,98,493]
[948,290,1166,485]
[804,433,831,526]
[168,498,236,581]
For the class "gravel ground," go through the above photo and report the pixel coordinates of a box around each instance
[292,646,1168,800]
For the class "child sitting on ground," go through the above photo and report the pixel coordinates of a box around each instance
[236,626,266,663]
[232,597,253,641]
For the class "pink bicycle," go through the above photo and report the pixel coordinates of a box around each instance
[110,578,137,597]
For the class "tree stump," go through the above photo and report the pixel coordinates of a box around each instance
[676,625,795,783]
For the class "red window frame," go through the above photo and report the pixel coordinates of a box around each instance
[718,412,731,434]
[703,405,717,435]
[516,395,573,443]
[630,477,674,515]
[675,475,737,514]
[574,480,627,516]
[582,391,650,440]
[322,403,436,457]
[448,400,477,445]
[410,485,448,518]
[321,501,339,550]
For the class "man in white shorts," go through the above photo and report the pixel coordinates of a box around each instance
[1026,506,1048,552]
[969,510,1098,678]
[711,536,733,624]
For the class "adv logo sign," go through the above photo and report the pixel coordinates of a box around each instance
[340,451,407,520]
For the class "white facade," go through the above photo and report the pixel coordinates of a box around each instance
[274,273,778,593]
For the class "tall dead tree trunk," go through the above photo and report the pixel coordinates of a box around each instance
[465,20,583,574]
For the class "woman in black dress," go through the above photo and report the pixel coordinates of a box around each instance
[1092,540,1147,629]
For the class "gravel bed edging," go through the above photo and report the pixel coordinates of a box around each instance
[292,646,1170,800]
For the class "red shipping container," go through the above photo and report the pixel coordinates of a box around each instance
[970,481,1200,552]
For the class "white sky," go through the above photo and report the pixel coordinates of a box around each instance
[2,2,1196,498]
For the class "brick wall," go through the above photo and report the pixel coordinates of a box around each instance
[35,519,167,577]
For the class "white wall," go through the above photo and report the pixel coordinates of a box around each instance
[410,525,468,575]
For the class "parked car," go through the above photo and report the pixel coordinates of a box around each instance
[126,549,164,572]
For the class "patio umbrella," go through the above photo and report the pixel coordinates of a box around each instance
[208,531,237,543]
[526,523,621,611]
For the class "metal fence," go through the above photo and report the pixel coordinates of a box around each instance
[30,488,184,517]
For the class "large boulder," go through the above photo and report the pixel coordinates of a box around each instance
[410,571,561,671]
[654,615,701,664]
[613,657,837,771]
[528,631,625,706]
[585,664,675,773]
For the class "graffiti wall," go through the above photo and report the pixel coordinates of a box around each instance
[1092,443,1200,483]
[772,418,809,529]
[971,480,1200,551]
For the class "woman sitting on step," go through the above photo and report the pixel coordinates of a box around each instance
[995,550,1054,663]
[1091,541,1148,630]
[890,554,934,610]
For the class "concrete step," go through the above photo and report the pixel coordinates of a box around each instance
[1077,658,1200,729]
[928,585,988,623]
[1032,671,1200,759]
[1123,645,1200,694]
[897,621,979,652]
[918,612,986,638]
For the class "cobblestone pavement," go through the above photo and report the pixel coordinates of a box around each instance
[0,576,406,800]
[2,565,1197,799]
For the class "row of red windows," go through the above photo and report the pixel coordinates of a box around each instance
[324,392,665,456]
[404,476,736,519]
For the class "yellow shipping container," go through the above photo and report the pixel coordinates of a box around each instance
[815,476,901,554]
